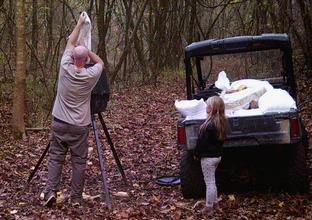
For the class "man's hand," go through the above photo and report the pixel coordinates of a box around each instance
[77,12,86,27]
[88,50,104,68]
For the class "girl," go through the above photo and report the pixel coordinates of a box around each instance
[194,96,226,214]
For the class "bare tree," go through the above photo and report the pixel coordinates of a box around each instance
[294,0,312,75]
[12,0,26,138]
[1,0,312,129]
[30,0,38,76]
[107,0,148,83]
[44,0,54,68]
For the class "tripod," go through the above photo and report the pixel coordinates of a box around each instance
[27,112,127,209]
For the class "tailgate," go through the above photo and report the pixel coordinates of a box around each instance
[225,114,291,147]
[181,111,300,150]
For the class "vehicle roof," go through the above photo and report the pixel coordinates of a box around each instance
[185,33,291,58]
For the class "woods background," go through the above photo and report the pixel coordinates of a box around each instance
[0,0,311,137]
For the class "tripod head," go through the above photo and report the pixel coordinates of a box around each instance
[86,63,110,114]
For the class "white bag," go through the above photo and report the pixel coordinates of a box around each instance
[175,99,207,117]
[258,89,297,113]
[215,71,230,91]
[77,11,92,50]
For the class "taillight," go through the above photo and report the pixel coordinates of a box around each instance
[290,118,299,138]
[177,126,185,145]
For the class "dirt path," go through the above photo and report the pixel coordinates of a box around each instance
[1,76,311,219]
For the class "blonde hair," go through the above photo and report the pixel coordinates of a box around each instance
[199,96,226,140]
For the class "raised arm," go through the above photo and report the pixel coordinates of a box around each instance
[88,50,104,68]
[66,13,86,50]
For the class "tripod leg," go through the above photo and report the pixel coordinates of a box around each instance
[91,115,112,210]
[98,112,128,184]
[27,143,50,183]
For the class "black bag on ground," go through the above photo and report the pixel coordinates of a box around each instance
[86,63,110,114]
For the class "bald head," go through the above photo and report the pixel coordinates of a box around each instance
[73,46,88,68]
[73,46,88,60]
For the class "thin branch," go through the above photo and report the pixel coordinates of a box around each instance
[196,0,249,9]
[25,41,52,99]
[0,47,13,74]
[110,0,149,82]
[204,0,230,39]
[58,0,77,22]
[25,127,49,131]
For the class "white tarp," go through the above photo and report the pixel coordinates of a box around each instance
[231,108,264,117]
[217,75,273,116]
[230,79,273,92]
[221,86,267,112]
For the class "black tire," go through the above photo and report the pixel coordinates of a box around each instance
[300,120,309,157]
[180,150,206,198]
[287,141,309,193]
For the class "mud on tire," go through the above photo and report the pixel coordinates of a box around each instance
[180,150,206,198]
[287,141,310,193]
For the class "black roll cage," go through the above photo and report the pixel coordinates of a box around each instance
[184,33,296,100]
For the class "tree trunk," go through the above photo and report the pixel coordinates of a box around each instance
[97,0,115,75]
[31,0,38,79]
[148,0,168,84]
[187,0,196,44]
[88,0,94,15]
[12,0,26,138]
[296,0,312,75]
[110,0,148,83]
[122,0,132,83]
[44,0,54,68]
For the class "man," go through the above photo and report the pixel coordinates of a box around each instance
[42,13,104,207]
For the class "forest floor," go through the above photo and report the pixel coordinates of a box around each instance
[0,75,312,219]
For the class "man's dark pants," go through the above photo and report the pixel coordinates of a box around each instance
[44,119,89,199]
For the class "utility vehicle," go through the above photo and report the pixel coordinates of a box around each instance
[177,34,310,198]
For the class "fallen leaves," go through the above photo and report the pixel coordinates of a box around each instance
[277,200,284,208]
[0,76,312,219]
[113,191,129,198]
[228,194,235,202]
[9,210,18,214]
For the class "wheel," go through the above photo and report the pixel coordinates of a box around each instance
[180,150,206,198]
[300,120,309,157]
[287,141,309,193]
